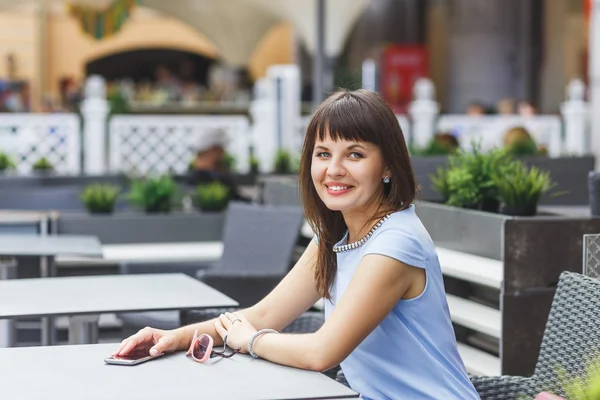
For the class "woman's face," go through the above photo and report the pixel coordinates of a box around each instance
[311,133,388,215]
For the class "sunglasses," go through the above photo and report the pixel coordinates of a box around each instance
[186,329,239,363]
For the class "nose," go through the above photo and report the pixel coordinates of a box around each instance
[326,155,347,178]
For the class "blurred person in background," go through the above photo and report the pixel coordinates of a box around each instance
[187,128,250,202]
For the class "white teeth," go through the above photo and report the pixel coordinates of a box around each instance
[329,186,349,191]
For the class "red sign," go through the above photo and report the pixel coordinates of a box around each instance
[380,45,428,114]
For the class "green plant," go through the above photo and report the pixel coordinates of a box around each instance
[539,354,600,400]
[0,152,16,171]
[127,175,178,213]
[446,168,483,209]
[443,144,511,211]
[274,149,296,174]
[429,166,451,202]
[505,137,540,156]
[32,157,54,171]
[493,161,560,216]
[223,152,236,172]
[249,154,260,174]
[193,181,230,212]
[411,139,458,157]
[80,184,120,214]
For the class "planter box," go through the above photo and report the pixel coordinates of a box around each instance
[415,201,507,260]
[411,155,595,205]
[416,201,600,376]
[257,175,300,207]
[57,211,225,244]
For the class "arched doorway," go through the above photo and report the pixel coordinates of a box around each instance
[85,48,215,86]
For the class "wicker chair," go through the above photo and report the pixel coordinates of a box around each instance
[471,271,600,399]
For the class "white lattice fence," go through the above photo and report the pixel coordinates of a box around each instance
[436,115,563,157]
[108,115,251,175]
[0,113,81,174]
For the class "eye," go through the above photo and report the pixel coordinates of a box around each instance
[315,151,330,158]
[349,152,364,159]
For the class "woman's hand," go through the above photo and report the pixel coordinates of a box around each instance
[112,327,181,358]
[214,312,257,353]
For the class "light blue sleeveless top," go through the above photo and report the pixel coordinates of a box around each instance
[324,205,480,400]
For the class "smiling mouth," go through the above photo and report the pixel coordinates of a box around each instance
[325,185,354,192]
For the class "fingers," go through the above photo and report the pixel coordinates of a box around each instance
[113,327,155,356]
[224,312,241,326]
[149,335,175,357]
[219,313,233,330]
[214,318,227,341]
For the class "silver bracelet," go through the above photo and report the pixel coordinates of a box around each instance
[248,329,279,359]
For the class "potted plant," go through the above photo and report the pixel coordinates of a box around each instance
[32,157,54,174]
[249,154,260,175]
[193,181,230,212]
[223,152,236,172]
[440,145,511,212]
[493,161,560,216]
[273,149,297,174]
[411,134,459,157]
[80,184,121,214]
[0,152,16,173]
[429,166,451,203]
[127,175,178,213]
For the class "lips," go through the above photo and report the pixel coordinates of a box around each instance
[324,184,354,196]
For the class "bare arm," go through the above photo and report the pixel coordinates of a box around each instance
[250,254,426,371]
[173,239,322,350]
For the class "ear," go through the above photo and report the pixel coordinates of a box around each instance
[383,168,391,179]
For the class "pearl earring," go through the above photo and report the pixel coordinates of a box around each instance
[383,176,390,183]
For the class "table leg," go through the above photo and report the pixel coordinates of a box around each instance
[0,257,17,348]
[68,315,100,345]
[40,256,57,346]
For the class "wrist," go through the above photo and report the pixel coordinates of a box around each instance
[248,328,279,358]
[172,327,191,351]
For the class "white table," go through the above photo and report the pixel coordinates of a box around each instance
[0,234,103,347]
[0,343,358,400]
[56,242,224,266]
[0,273,238,345]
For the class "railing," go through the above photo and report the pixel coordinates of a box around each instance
[108,115,251,175]
[0,113,81,174]
[436,115,563,157]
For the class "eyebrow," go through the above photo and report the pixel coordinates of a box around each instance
[314,144,367,151]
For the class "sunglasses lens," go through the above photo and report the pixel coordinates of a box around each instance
[192,335,210,360]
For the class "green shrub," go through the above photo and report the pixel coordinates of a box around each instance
[193,181,230,212]
[249,154,260,174]
[0,153,16,171]
[80,184,120,214]
[127,175,178,213]
[274,149,297,174]
[429,166,451,202]
[505,137,540,156]
[223,152,236,172]
[493,161,560,216]
[32,157,54,171]
[444,144,510,211]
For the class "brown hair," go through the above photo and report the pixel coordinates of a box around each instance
[298,89,416,299]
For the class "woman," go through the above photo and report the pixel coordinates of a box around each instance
[114,90,480,400]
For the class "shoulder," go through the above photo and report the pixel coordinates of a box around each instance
[363,205,428,269]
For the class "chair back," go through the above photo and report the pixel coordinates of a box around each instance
[583,233,600,279]
[533,272,600,396]
[216,202,304,276]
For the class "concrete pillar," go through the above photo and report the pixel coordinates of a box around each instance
[447,0,522,112]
